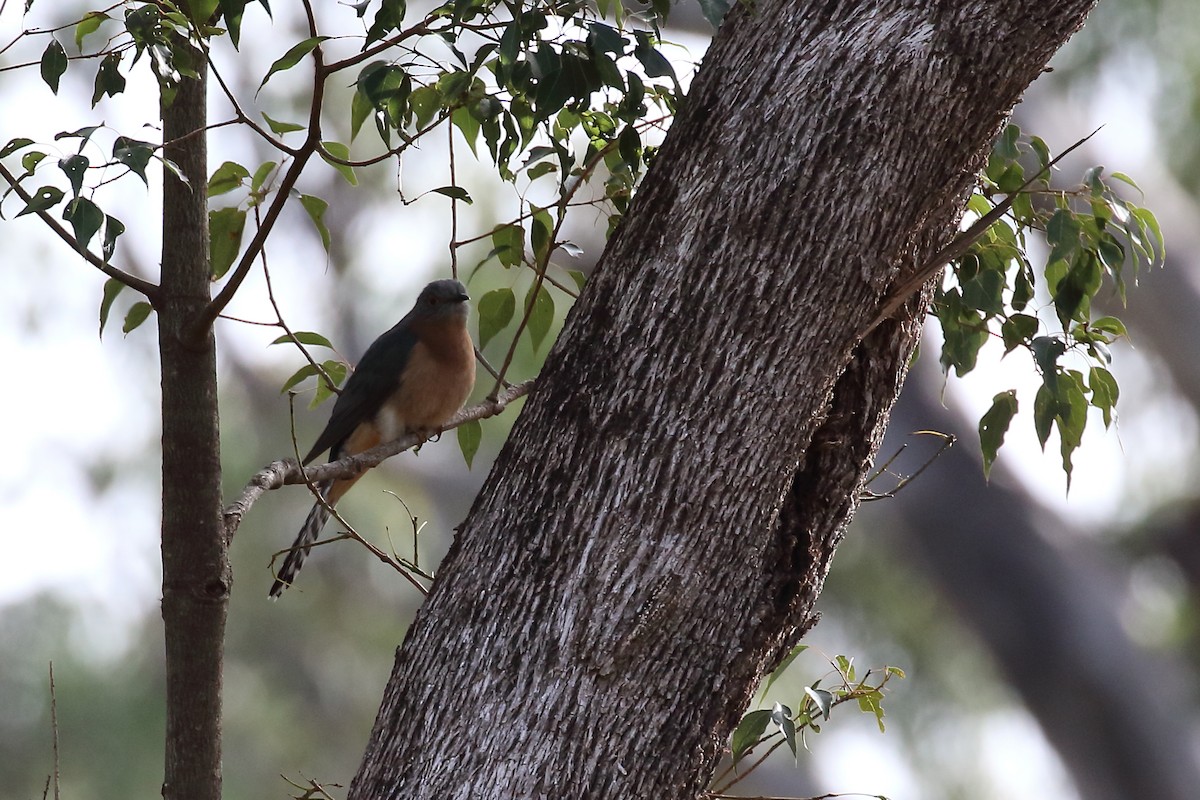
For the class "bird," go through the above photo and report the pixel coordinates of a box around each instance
[269,278,475,598]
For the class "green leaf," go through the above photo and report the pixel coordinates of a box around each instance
[1058,372,1088,489]
[209,206,246,279]
[113,137,155,184]
[530,205,553,263]
[491,223,524,267]
[478,287,515,349]
[633,31,676,82]
[771,703,798,759]
[409,85,442,130]
[457,418,482,468]
[271,331,333,347]
[122,301,153,335]
[1032,383,1055,451]
[54,125,102,148]
[320,141,358,185]
[298,194,330,252]
[524,283,554,352]
[207,160,250,196]
[40,39,68,94]
[1109,171,1141,192]
[961,267,1005,317]
[312,360,347,407]
[1131,206,1165,262]
[280,363,319,393]
[730,709,771,764]
[258,36,329,93]
[1000,313,1038,354]
[805,686,833,721]
[1091,316,1128,338]
[1,138,34,158]
[1090,366,1119,427]
[98,277,125,338]
[102,214,124,261]
[856,689,887,733]
[366,0,406,43]
[526,161,557,180]
[91,52,125,106]
[20,151,46,174]
[75,11,108,51]
[1045,209,1081,264]
[62,196,103,250]
[250,161,277,192]
[451,106,481,156]
[16,185,65,217]
[58,154,88,197]
[261,112,305,134]
[979,390,1018,479]
[350,88,373,141]
[431,185,472,203]
[1031,336,1066,379]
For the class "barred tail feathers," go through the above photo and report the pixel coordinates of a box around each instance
[269,480,335,598]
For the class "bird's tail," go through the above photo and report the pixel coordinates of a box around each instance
[269,480,335,598]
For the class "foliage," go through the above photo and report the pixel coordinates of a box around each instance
[712,647,905,797]
[940,124,1163,486]
[1,0,681,422]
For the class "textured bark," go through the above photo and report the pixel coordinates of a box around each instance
[350,1,1098,797]
[158,47,227,800]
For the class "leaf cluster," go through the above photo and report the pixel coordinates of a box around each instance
[713,647,905,795]
[937,124,1163,486]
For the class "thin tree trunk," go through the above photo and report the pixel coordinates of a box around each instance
[351,1,1098,797]
[159,44,226,800]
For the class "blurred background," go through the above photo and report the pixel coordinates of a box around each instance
[3,1,1199,798]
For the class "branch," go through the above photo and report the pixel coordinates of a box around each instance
[0,161,160,300]
[190,11,328,338]
[861,126,1102,337]
[222,380,534,542]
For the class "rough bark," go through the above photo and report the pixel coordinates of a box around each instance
[158,46,226,800]
[350,1,1099,797]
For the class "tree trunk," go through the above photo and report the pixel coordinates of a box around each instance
[350,1,1098,797]
[158,44,226,800]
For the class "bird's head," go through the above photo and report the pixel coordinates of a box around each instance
[414,278,471,323]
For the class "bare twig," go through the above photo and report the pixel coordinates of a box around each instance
[49,663,60,800]
[273,396,430,595]
[861,430,956,501]
[223,380,534,542]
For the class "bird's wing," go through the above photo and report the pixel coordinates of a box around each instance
[302,321,419,464]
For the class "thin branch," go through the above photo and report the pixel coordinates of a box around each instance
[0,161,160,299]
[199,44,297,156]
[258,207,344,397]
[49,663,60,800]
[862,126,1102,336]
[276,395,430,595]
[192,40,329,337]
[449,123,459,281]
[324,21,434,73]
[222,379,534,542]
